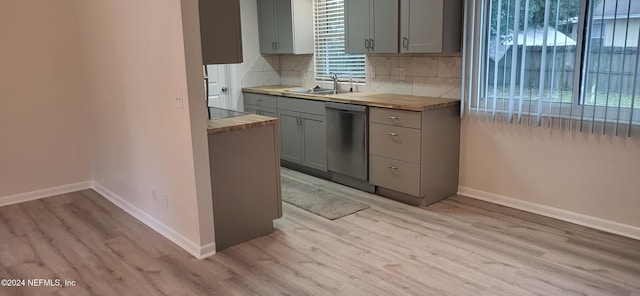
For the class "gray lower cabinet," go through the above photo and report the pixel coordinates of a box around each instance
[277,97,327,172]
[369,106,460,206]
[300,113,327,170]
[208,123,281,251]
[244,92,278,116]
[278,109,303,163]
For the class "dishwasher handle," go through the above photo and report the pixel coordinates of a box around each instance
[325,102,367,113]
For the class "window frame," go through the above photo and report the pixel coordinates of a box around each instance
[472,0,640,126]
[312,0,366,83]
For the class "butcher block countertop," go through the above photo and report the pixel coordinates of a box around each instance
[242,85,460,112]
[207,114,278,135]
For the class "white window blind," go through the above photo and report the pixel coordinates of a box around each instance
[314,0,366,82]
[462,0,640,137]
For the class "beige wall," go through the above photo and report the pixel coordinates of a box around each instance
[460,119,640,229]
[0,0,91,197]
[73,0,212,246]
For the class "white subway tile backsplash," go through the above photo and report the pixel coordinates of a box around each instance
[249,56,280,72]
[242,54,463,99]
[412,77,462,99]
[437,57,463,78]
[396,56,438,77]
[280,70,303,86]
[370,75,413,95]
[241,71,280,88]
[367,56,392,76]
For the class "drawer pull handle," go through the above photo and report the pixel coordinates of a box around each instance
[388,132,398,136]
[389,116,398,120]
[387,166,398,170]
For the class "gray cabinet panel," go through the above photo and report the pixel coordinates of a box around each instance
[244,93,278,116]
[258,0,278,53]
[345,0,398,54]
[209,124,281,251]
[257,0,313,54]
[370,107,422,128]
[301,113,327,171]
[370,155,421,196]
[345,0,371,54]
[261,107,278,118]
[369,106,460,205]
[277,96,326,115]
[244,104,259,114]
[369,123,421,164]
[275,0,294,53]
[400,0,462,53]
[278,110,303,163]
[246,93,328,172]
[245,93,278,108]
[371,0,398,53]
[199,0,243,64]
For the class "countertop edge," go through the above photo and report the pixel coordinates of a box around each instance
[207,114,278,135]
[242,86,461,112]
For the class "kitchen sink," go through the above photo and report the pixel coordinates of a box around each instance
[285,88,350,96]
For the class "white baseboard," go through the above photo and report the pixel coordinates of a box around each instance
[0,181,93,207]
[92,182,216,259]
[458,186,640,241]
[199,242,217,259]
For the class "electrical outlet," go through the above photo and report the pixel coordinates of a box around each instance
[396,68,406,81]
[370,66,376,79]
[175,94,184,109]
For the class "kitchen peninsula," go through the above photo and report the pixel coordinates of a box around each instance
[207,109,281,251]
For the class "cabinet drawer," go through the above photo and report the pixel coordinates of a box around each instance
[370,123,421,164]
[370,107,421,129]
[244,93,277,108]
[277,96,326,116]
[370,155,421,197]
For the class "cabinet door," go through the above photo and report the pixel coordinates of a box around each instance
[345,0,370,54]
[400,0,443,53]
[371,0,398,53]
[275,0,294,53]
[278,110,302,164]
[258,0,278,53]
[301,113,327,171]
[261,107,278,118]
[199,0,243,64]
[244,104,259,114]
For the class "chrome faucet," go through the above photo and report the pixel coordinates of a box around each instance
[329,72,338,93]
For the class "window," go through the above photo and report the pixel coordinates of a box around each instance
[463,0,640,137]
[313,0,366,82]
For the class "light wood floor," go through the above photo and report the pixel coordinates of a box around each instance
[1,169,640,295]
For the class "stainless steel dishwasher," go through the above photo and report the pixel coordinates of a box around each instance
[326,102,369,182]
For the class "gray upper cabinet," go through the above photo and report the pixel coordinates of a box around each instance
[345,0,398,54]
[400,0,463,53]
[257,0,313,54]
[199,0,243,64]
